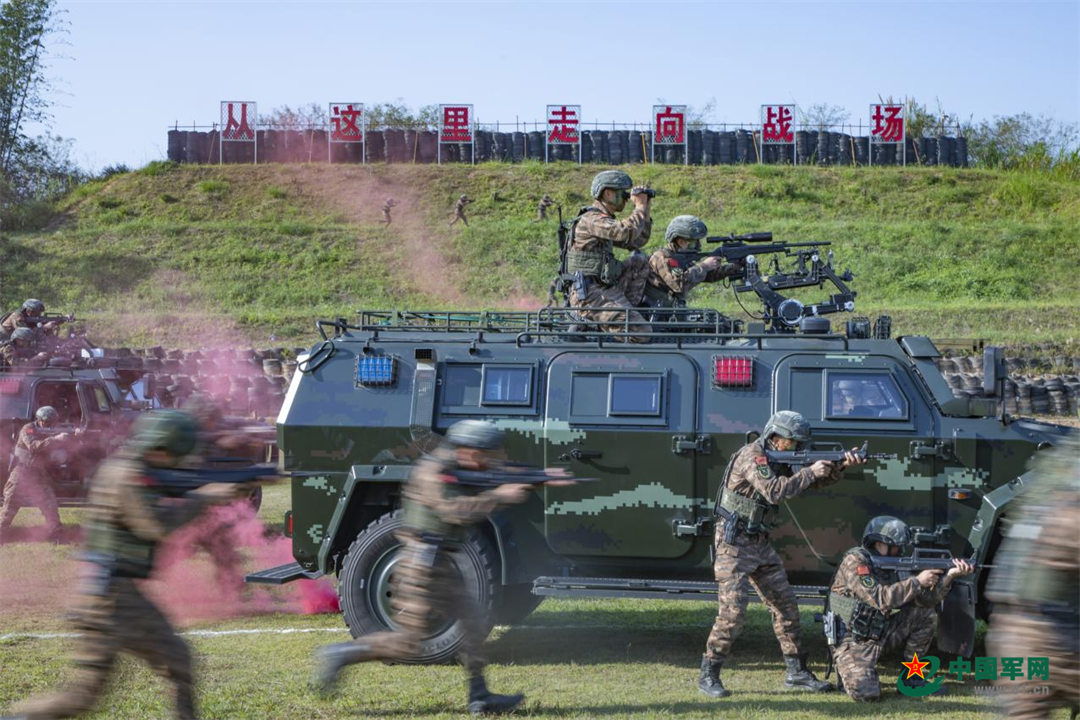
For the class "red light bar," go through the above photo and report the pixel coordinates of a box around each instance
[0,377,21,395]
[713,356,753,388]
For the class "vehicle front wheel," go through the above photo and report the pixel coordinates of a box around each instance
[337,509,499,664]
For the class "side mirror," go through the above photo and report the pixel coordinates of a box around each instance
[982,346,1004,396]
[142,373,156,401]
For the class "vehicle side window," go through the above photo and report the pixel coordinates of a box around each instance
[609,375,662,416]
[481,366,532,406]
[443,365,482,407]
[827,372,907,420]
[441,362,538,415]
[569,372,666,425]
[92,387,110,412]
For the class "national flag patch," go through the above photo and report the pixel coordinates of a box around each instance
[667,259,679,267]
[857,565,870,576]
[754,455,768,466]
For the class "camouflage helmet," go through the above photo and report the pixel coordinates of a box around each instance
[862,515,911,551]
[590,170,633,200]
[35,406,58,423]
[445,419,504,450]
[460,194,469,200]
[21,299,45,314]
[128,410,198,458]
[11,327,35,342]
[762,410,811,444]
[665,215,708,247]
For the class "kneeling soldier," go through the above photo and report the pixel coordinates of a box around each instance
[700,410,864,698]
[827,516,974,701]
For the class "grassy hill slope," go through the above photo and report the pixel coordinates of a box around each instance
[1,162,1076,348]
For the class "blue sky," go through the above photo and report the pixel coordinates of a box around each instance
[40,1,1080,170]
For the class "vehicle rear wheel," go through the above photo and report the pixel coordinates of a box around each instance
[337,509,499,664]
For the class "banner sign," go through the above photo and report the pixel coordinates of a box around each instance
[760,104,796,164]
[869,103,906,165]
[220,101,257,164]
[328,102,365,164]
[546,104,581,163]
[652,104,687,164]
[438,104,474,164]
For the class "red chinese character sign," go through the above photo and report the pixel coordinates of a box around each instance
[652,105,687,164]
[760,104,796,165]
[219,101,257,164]
[328,103,365,164]
[438,104,474,164]
[546,104,582,163]
[870,103,906,166]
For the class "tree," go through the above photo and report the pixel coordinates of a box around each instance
[798,103,850,131]
[258,103,327,131]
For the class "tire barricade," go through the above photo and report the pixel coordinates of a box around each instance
[934,354,1080,418]
[168,128,971,166]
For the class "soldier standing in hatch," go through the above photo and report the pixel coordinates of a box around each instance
[827,516,974,701]
[645,215,744,309]
[381,196,398,226]
[2,411,245,720]
[532,193,555,222]
[0,406,80,544]
[565,170,653,342]
[315,420,569,716]
[987,437,1079,719]
[448,194,472,227]
[699,410,864,698]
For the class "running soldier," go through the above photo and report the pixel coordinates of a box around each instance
[565,170,653,342]
[0,407,79,544]
[826,516,974,701]
[987,436,1079,719]
[315,420,568,715]
[700,410,864,698]
[533,193,555,222]
[448,194,472,227]
[2,411,245,720]
[381,196,398,226]
[645,215,744,309]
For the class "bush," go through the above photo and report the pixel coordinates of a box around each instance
[141,160,179,177]
[198,179,230,196]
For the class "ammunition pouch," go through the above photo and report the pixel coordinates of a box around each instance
[828,592,888,642]
[714,488,780,540]
[566,244,622,287]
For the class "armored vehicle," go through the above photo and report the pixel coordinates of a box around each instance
[250,305,1073,662]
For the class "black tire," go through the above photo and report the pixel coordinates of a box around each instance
[245,485,263,513]
[337,510,500,664]
[495,583,544,626]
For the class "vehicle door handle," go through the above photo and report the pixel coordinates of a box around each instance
[569,448,603,461]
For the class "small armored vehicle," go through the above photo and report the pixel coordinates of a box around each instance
[251,236,1074,663]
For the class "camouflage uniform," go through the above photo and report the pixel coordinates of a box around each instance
[534,195,554,221]
[0,422,71,542]
[567,201,652,341]
[381,197,397,226]
[706,439,844,662]
[9,421,221,720]
[645,247,742,307]
[828,546,954,701]
[987,437,1079,719]
[449,195,471,227]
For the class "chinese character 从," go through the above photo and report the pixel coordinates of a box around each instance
[1027,657,1050,681]
[763,106,794,143]
[948,657,972,681]
[871,105,904,142]
[548,106,579,144]
[1000,657,1025,681]
[974,656,998,681]
[223,102,254,140]
[331,104,363,141]
[655,106,685,144]
[441,106,472,142]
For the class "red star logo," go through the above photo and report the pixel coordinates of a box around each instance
[901,652,931,680]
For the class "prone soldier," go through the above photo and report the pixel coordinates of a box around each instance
[533,193,555,222]
[700,410,864,698]
[565,170,653,342]
[2,411,246,720]
[0,407,80,544]
[381,196,398,226]
[826,516,974,701]
[448,194,472,227]
[315,420,566,715]
[644,215,744,309]
[987,436,1079,719]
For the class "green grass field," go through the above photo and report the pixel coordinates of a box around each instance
[0,162,1076,348]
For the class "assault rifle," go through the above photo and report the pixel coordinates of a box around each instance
[764,440,896,467]
[869,547,991,573]
[23,312,76,330]
[144,463,278,494]
[451,461,594,489]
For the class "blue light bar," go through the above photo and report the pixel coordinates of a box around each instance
[357,355,397,387]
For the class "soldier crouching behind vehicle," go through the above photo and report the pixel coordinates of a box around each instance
[1,411,247,720]
[699,410,865,698]
[826,516,974,702]
[314,420,568,716]
[566,170,653,342]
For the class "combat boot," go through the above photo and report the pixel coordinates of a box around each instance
[312,642,373,696]
[784,653,834,692]
[697,654,731,698]
[467,674,524,716]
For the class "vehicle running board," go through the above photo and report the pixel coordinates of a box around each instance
[532,576,827,604]
[245,562,324,585]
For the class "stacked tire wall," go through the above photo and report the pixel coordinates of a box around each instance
[934,354,1080,417]
[167,129,969,167]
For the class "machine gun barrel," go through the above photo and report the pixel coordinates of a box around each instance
[764,440,896,468]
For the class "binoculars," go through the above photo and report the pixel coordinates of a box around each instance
[631,186,656,199]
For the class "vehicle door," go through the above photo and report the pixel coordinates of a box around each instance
[774,354,940,583]
[541,352,700,561]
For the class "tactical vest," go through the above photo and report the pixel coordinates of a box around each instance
[565,207,624,286]
[827,548,892,641]
[84,469,162,579]
[643,282,682,308]
[401,456,477,544]
[717,487,781,534]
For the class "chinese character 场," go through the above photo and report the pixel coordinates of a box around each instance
[1027,657,1050,681]
[222,102,255,141]
[330,104,363,142]
[1000,657,1025,681]
[548,106,580,144]
[654,106,685,144]
[440,106,472,142]
[762,106,794,143]
[975,656,998,681]
[948,657,972,681]
[871,105,904,142]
